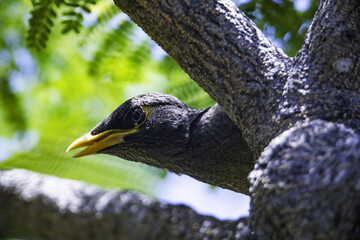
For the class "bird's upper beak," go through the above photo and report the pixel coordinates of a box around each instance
[66,129,138,158]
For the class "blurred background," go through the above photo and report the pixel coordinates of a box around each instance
[0,0,318,221]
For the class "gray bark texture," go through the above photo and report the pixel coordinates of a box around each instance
[1,0,360,239]
[0,169,253,240]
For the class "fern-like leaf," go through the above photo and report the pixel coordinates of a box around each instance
[27,0,97,50]
[61,0,97,34]
[27,0,63,50]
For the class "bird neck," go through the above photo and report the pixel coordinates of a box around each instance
[178,104,254,193]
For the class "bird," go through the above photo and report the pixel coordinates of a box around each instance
[67,92,253,194]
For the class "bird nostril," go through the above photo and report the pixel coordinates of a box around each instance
[91,130,99,135]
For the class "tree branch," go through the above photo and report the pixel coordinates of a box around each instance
[0,169,254,240]
[114,0,291,156]
[277,0,360,135]
[304,0,360,90]
[249,120,360,239]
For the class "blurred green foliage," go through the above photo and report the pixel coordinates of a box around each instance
[0,0,318,194]
[240,0,319,56]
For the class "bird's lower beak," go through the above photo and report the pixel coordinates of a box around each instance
[66,129,138,158]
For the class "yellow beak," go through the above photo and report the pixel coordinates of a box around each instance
[66,129,138,158]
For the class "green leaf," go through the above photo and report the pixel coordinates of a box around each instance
[64,2,79,7]
[63,10,77,16]
[81,5,91,13]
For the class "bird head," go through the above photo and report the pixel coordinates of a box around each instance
[67,92,254,193]
[67,92,196,169]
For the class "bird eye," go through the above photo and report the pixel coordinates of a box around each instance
[131,107,145,124]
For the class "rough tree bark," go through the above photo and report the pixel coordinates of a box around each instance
[1,0,359,239]
[0,169,252,240]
